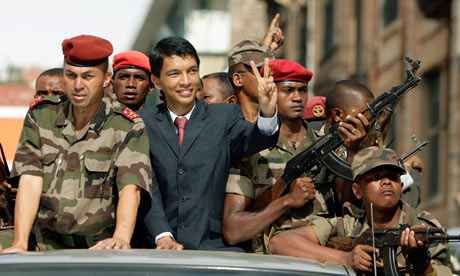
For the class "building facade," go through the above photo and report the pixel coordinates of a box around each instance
[133,0,460,226]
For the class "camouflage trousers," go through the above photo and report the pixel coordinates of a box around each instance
[0,228,13,250]
[34,226,115,250]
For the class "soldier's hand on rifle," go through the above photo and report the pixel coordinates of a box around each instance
[405,155,425,175]
[345,244,378,273]
[286,176,316,208]
[0,180,17,203]
[400,225,434,274]
[263,13,285,52]
[339,113,369,159]
[0,181,7,210]
[400,224,427,250]
[251,58,277,118]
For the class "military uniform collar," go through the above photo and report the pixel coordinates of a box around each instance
[351,200,409,237]
[89,95,112,133]
[342,201,366,219]
[276,120,311,153]
[56,95,112,143]
[54,96,70,127]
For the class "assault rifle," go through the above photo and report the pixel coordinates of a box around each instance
[252,57,421,210]
[0,143,16,225]
[326,225,459,276]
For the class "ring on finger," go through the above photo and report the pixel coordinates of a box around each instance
[351,128,357,134]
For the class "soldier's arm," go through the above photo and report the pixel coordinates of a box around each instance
[1,174,42,254]
[90,184,140,249]
[91,120,152,250]
[268,224,376,273]
[223,176,315,245]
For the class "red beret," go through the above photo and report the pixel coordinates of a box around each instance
[113,51,151,74]
[260,59,313,83]
[62,34,113,66]
[303,96,326,121]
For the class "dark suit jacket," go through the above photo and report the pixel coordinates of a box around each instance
[139,101,279,250]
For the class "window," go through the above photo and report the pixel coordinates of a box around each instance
[323,1,334,57]
[382,0,399,27]
[421,70,441,196]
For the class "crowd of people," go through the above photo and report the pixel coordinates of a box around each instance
[0,14,453,275]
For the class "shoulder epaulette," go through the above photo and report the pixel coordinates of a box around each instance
[121,107,140,121]
[29,96,44,110]
[29,95,64,110]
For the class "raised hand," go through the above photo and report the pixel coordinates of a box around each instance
[263,13,285,51]
[251,58,277,118]
[338,113,369,159]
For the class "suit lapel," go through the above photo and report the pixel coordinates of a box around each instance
[178,101,207,163]
[154,104,180,158]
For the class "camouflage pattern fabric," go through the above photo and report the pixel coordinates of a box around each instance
[351,147,406,180]
[311,201,452,276]
[0,228,13,250]
[228,39,275,67]
[226,120,335,253]
[10,94,152,250]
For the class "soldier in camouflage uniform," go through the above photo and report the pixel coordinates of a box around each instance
[0,35,151,253]
[227,39,275,123]
[223,59,369,253]
[269,147,451,275]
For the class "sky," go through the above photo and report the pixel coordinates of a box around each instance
[0,0,152,78]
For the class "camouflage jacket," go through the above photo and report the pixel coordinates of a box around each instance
[226,120,335,252]
[311,201,452,275]
[11,95,152,249]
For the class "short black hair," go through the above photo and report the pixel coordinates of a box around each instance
[149,37,200,77]
[325,80,374,117]
[37,68,63,80]
[203,72,235,99]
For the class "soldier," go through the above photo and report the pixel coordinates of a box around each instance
[268,147,451,275]
[227,39,275,122]
[324,80,422,208]
[202,72,236,104]
[302,96,326,131]
[1,35,152,253]
[112,51,153,111]
[223,59,369,253]
[35,68,65,98]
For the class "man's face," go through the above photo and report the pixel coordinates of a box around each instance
[202,77,225,104]
[153,54,200,114]
[113,68,152,111]
[354,166,402,210]
[63,62,110,111]
[276,81,308,120]
[234,64,259,100]
[35,75,65,98]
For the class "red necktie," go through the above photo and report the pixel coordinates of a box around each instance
[174,117,188,146]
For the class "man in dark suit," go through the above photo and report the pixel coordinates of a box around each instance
[139,37,279,250]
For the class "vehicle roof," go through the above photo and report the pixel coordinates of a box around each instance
[0,249,355,275]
